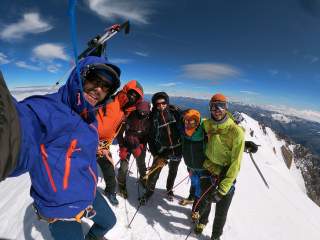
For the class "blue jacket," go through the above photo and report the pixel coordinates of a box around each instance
[10,56,113,218]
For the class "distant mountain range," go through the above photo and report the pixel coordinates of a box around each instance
[145,94,320,157]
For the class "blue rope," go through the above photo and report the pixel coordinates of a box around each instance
[68,0,82,91]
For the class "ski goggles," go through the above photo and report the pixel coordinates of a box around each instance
[209,101,227,111]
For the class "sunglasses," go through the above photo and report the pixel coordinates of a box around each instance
[156,101,167,106]
[84,78,111,92]
[209,101,227,111]
[184,119,197,125]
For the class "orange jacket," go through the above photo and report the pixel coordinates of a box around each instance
[96,80,144,143]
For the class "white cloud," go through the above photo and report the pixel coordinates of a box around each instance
[15,61,41,71]
[269,69,279,76]
[32,43,68,62]
[85,0,152,24]
[108,58,132,64]
[158,82,182,87]
[47,63,62,73]
[271,113,292,124]
[240,90,260,95]
[0,52,10,65]
[0,13,53,41]
[304,55,319,64]
[134,51,149,57]
[263,105,320,124]
[180,63,240,80]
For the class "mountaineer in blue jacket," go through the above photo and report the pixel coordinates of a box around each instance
[0,56,121,240]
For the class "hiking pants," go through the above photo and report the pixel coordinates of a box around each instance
[146,156,181,194]
[49,191,116,240]
[117,148,147,186]
[97,154,116,194]
[197,176,235,239]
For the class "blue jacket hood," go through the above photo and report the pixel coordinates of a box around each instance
[58,56,119,123]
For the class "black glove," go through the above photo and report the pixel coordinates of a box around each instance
[210,189,223,203]
[245,141,259,153]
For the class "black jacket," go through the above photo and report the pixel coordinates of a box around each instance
[148,105,182,158]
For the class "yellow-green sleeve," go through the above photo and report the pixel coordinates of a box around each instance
[218,126,244,195]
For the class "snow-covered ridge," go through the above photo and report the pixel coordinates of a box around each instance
[1,114,320,240]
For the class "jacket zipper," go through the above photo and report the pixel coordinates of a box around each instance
[40,144,57,192]
[63,139,79,190]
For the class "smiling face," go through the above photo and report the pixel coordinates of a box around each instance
[210,101,227,121]
[155,98,167,111]
[83,79,109,106]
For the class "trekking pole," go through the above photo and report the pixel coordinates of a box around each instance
[127,165,144,229]
[127,157,135,175]
[184,177,218,240]
[164,174,189,195]
[248,152,270,189]
[127,204,141,228]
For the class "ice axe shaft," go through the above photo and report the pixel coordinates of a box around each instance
[249,152,270,189]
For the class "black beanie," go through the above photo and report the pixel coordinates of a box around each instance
[151,92,169,106]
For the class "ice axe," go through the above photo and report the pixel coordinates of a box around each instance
[245,142,269,189]
[78,21,130,59]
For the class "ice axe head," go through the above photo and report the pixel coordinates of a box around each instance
[245,141,259,153]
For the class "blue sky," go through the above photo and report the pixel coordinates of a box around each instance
[0,0,319,111]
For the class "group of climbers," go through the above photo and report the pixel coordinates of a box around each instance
[0,51,246,240]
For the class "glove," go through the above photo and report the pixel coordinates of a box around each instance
[210,189,223,203]
[245,141,259,153]
[119,147,128,160]
[132,144,144,158]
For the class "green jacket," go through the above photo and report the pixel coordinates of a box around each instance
[181,119,206,171]
[203,116,244,195]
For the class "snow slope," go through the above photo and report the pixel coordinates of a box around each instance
[1,114,320,240]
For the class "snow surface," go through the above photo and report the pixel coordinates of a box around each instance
[1,114,320,240]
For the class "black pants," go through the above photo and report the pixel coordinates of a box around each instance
[97,154,116,194]
[0,71,21,181]
[117,149,147,186]
[197,177,235,239]
[145,157,181,195]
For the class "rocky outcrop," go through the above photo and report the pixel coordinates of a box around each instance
[293,144,320,206]
[281,145,293,169]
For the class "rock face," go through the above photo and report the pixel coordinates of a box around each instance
[281,145,293,169]
[293,144,320,206]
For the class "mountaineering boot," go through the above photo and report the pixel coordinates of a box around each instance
[104,191,119,206]
[118,184,128,199]
[0,70,21,181]
[166,190,174,202]
[194,223,206,234]
[191,211,200,222]
[138,190,153,205]
[178,195,194,206]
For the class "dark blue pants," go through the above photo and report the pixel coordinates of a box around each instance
[49,191,116,240]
